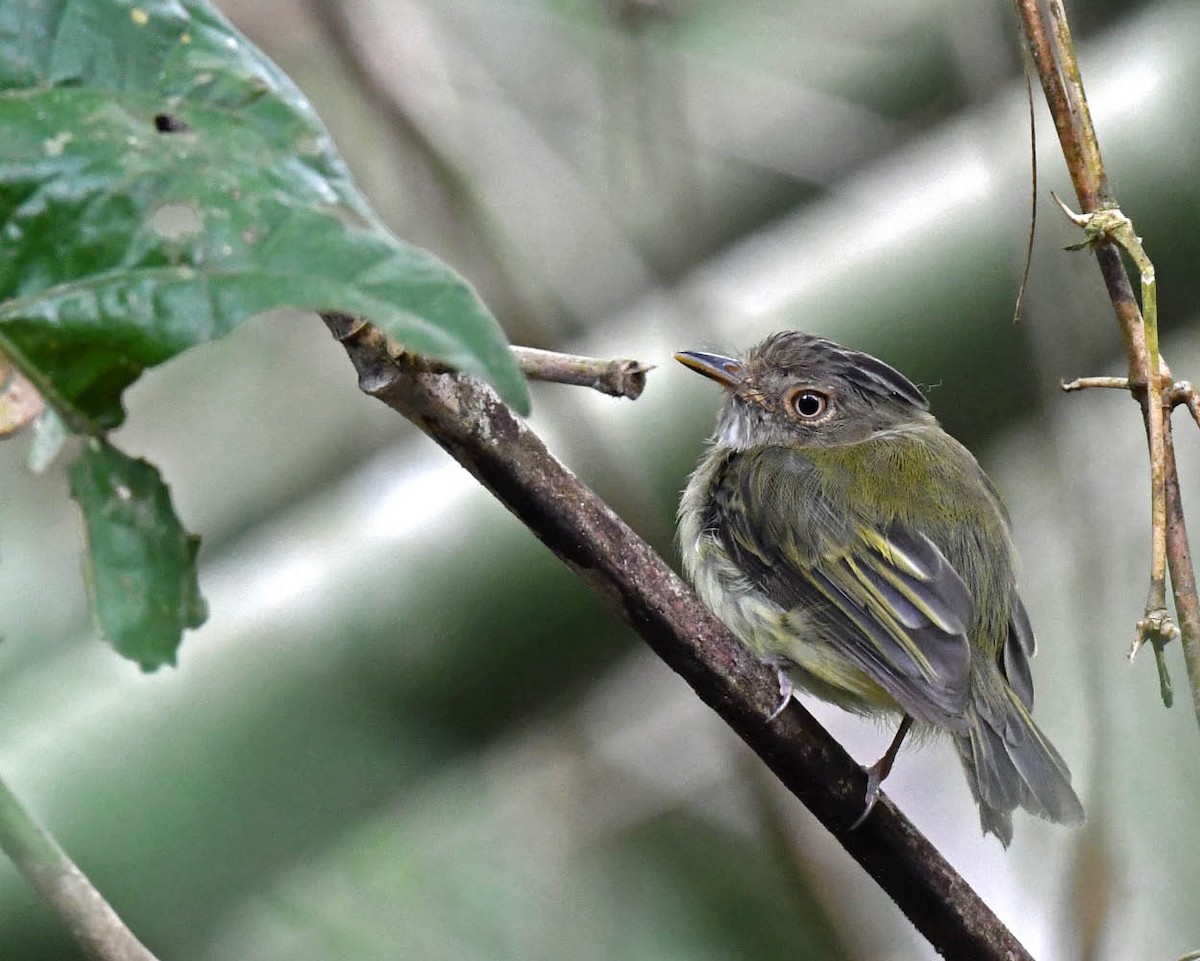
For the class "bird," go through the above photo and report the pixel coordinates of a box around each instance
[675,331,1084,844]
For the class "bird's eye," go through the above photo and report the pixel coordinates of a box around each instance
[787,388,829,420]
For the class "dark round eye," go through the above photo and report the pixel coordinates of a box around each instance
[788,388,829,420]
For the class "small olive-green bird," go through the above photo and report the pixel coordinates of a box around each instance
[676,331,1084,844]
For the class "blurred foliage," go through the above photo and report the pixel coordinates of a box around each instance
[2,0,1200,959]
[206,800,851,961]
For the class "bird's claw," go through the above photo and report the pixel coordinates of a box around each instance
[849,762,886,830]
[767,669,794,720]
[848,715,912,830]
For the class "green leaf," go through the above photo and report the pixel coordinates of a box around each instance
[0,0,529,428]
[68,438,206,670]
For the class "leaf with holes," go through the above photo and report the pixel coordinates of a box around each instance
[0,0,529,430]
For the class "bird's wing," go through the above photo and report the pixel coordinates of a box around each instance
[1001,595,1036,709]
[713,450,973,726]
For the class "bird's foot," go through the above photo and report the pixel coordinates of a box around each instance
[848,715,913,830]
[849,761,887,830]
[767,669,794,720]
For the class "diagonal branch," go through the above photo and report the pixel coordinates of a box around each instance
[0,772,160,961]
[323,312,1033,961]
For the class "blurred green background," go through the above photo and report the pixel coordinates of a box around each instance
[2,0,1200,958]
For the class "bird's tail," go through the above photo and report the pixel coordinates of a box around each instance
[954,675,1085,846]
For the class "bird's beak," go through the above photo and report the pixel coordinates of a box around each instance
[674,350,744,388]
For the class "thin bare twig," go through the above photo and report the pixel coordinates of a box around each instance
[1051,197,1176,664]
[512,346,652,399]
[1063,377,1200,433]
[1166,381,1200,431]
[0,773,159,961]
[323,312,1034,961]
[1012,45,1037,325]
[335,316,651,401]
[1164,411,1200,724]
[1014,0,1200,727]
[1060,376,1134,392]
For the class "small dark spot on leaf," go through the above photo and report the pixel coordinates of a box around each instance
[154,112,190,133]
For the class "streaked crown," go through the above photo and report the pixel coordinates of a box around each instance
[676,331,933,450]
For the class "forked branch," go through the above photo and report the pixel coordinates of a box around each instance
[1015,0,1200,726]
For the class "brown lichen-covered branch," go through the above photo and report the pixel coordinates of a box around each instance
[323,311,1033,961]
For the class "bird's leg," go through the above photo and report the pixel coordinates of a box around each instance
[767,666,794,720]
[850,715,914,829]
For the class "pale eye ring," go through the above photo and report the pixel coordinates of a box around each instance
[787,387,829,420]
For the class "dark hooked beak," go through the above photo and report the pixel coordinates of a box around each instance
[674,350,744,388]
